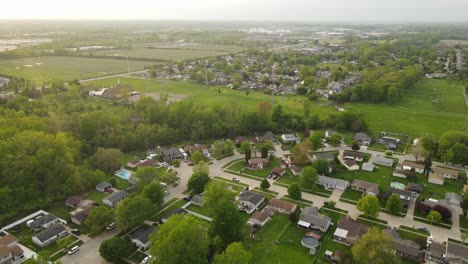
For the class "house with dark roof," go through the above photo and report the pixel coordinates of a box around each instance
[384,229,423,262]
[130,226,156,250]
[313,152,335,162]
[271,167,285,176]
[353,133,372,146]
[325,130,337,139]
[333,216,369,245]
[71,204,96,226]
[446,240,468,263]
[248,211,271,227]
[103,191,128,208]
[298,206,332,232]
[161,147,183,162]
[406,183,424,193]
[427,241,447,262]
[126,160,141,168]
[0,234,24,264]
[100,84,135,100]
[237,191,265,214]
[248,158,268,170]
[316,176,349,191]
[27,214,60,231]
[96,182,112,193]
[290,165,302,176]
[384,188,412,208]
[162,208,189,223]
[266,199,297,215]
[351,180,379,196]
[343,151,363,162]
[32,225,68,248]
[65,195,84,208]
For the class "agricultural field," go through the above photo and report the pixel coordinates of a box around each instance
[0,56,151,82]
[438,39,468,46]
[93,44,242,61]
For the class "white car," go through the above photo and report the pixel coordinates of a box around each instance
[140,256,151,264]
[67,246,79,255]
[164,190,170,196]
[106,222,116,231]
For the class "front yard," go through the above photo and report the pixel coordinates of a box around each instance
[226,157,282,178]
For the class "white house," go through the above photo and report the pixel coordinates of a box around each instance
[27,214,61,231]
[371,156,394,167]
[32,225,68,248]
[316,176,350,191]
[237,191,265,214]
[130,226,156,250]
[362,163,375,172]
[281,134,301,144]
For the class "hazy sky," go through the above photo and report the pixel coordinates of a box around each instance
[2,0,468,22]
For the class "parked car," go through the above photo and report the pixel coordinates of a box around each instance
[140,256,151,264]
[164,190,170,196]
[267,174,273,179]
[67,246,79,255]
[106,222,116,231]
[418,227,429,233]
[183,195,193,201]
[232,177,240,182]
[71,229,81,236]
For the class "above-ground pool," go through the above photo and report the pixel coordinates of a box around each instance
[301,236,319,249]
[390,182,406,190]
[114,169,133,180]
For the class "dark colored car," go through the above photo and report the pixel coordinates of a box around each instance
[71,229,81,236]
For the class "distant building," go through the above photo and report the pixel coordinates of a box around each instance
[160,147,183,162]
[353,133,372,146]
[0,234,24,263]
[281,134,301,144]
[266,199,297,215]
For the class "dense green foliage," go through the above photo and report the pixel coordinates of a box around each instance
[99,237,132,263]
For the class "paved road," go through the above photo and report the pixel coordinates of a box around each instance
[60,229,118,264]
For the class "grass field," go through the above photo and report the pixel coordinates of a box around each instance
[93,46,236,61]
[0,56,151,82]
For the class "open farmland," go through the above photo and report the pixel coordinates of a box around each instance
[0,56,151,82]
[93,44,242,61]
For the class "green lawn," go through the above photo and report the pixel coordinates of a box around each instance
[0,56,151,82]
[331,166,397,192]
[340,189,363,202]
[186,204,213,218]
[460,215,468,231]
[226,158,282,178]
[129,251,148,263]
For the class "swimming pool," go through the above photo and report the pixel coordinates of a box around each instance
[114,169,133,180]
[390,182,406,190]
[301,236,319,249]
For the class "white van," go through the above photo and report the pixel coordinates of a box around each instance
[160,182,167,188]
[67,246,79,255]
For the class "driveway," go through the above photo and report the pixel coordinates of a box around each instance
[60,229,119,264]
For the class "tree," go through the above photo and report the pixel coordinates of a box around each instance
[115,195,152,231]
[92,148,122,174]
[99,237,131,263]
[312,159,330,175]
[150,214,210,264]
[260,145,269,158]
[84,206,115,234]
[328,134,342,146]
[193,161,210,175]
[202,181,236,215]
[423,157,432,175]
[352,228,401,264]
[260,178,270,190]
[432,205,451,220]
[291,139,311,166]
[386,194,402,215]
[213,242,252,264]
[427,210,442,224]
[188,172,210,194]
[357,195,380,218]
[240,141,251,152]
[131,167,161,190]
[191,150,204,164]
[309,132,323,151]
[244,149,251,161]
[288,182,302,200]
[143,181,165,208]
[210,199,243,247]
[299,166,318,189]
[412,143,426,162]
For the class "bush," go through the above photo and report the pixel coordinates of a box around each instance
[171,159,181,167]
[260,178,270,190]
[416,202,431,214]
[385,151,393,156]
[433,205,452,220]
[352,143,360,150]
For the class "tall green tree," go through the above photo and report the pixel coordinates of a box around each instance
[210,199,243,247]
[188,172,210,194]
[299,166,318,189]
[202,182,236,215]
[99,237,131,263]
[288,182,302,200]
[427,210,442,224]
[191,150,205,164]
[312,159,330,175]
[143,181,165,209]
[92,148,122,174]
[213,242,252,264]
[357,195,380,218]
[84,206,115,234]
[150,214,210,264]
[385,194,402,215]
[309,132,323,151]
[260,178,270,190]
[131,167,160,190]
[352,228,401,264]
[115,195,152,231]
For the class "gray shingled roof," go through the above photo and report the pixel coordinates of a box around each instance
[104,190,128,204]
[315,152,334,161]
[28,214,58,229]
[238,191,265,206]
[131,226,156,244]
[96,182,111,190]
[300,206,331,228]
[33,225,67,243]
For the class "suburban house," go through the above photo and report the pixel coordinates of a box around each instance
[266,199,297,215]
[385,229,423,262]
[96,182,112,193]
[71,204,96,226]
[353,133,372,146]
[333,215,369,245]
[162,208,189,223]
[271,167,285,177]
[428,172,444,185]
[32,225,68,248]
[362,163,375,172]
[343,159,359,170]
[316,176,350,191]
[248,211,271,227]
[433,167,460,179]
[237,191,266,214]
[350,179,380,196]
[130,226,156,250]
[325,130,337,139]
[160,147,183,162]
[313,152,335,162]
[371,156,394,167]
[184,144,209,155]
[290,165,303,176]
[0,234,24,264]
[445,192,462,205]
[248,158,268,170]
[191,194,203,206]
[406,183,424,194]
[298,206,332,232]
[103,191,128,208]
[402,161,424,174]
[384,188,412,208]
[378,137,399,150]
[392,169,408,179]
[281,134,301,144]
[27,214,61,231]
[65,195,84,208]
[342,151,363,162]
